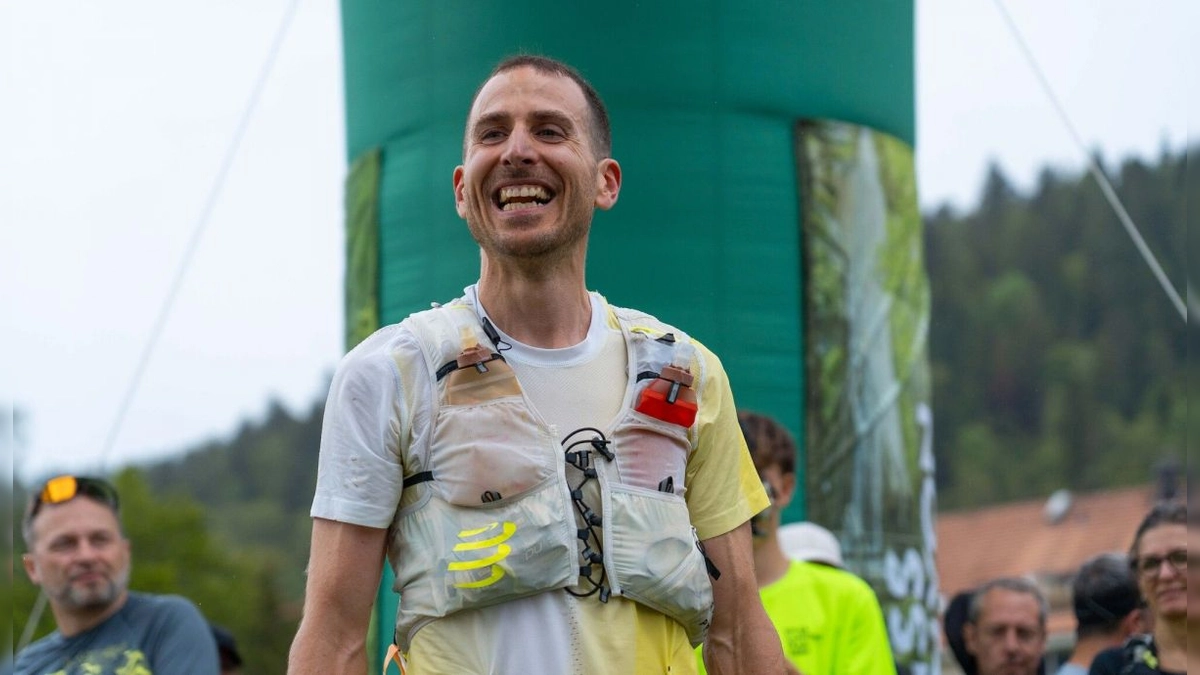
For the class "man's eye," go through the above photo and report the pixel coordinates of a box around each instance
[536,127,565,140]
[480,130,506,142]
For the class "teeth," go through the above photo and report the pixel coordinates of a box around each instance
[502,201,544,211]
[499,185,550,203]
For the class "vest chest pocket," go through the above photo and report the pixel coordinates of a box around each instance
[609,412,691,495]
[430,397,554,507]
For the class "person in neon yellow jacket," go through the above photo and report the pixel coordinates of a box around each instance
[696,411,898,675]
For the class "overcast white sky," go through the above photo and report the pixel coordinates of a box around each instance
[2,0,1192,483]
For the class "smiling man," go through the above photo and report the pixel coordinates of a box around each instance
[16,475,218,675]
[288,55,787,675]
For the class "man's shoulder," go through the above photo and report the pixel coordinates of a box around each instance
[1088,644,1130,674]
[606,300,685,336]
[13,630,65,669]
[121,591,205,623]
[1053,662,1089,675]
[791,561,880,600]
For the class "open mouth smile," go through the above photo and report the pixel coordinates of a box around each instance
[495,184,554,212]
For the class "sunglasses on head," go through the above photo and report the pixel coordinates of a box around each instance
[30,475,120,519]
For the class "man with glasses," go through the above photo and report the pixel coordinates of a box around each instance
[962,577,1048,675]
[16,475,218,675]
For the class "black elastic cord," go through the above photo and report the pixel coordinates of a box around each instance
[403,471,434,488]
[561,428,612,601]
[435,352,504,381]
[480,317,512,352]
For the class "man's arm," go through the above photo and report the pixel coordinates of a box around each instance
[288,517,388,675]
[700,521,790,675]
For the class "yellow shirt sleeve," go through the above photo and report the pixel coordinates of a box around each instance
[683,341,769,541]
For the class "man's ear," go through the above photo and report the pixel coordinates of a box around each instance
[962,623,979,656]
[776,473,797,510]
[453,165,467,219]
[22,553,40,585]
[594,158,621,211]
[1119,609,1143,637]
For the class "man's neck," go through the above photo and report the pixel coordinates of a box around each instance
[476,271,592,349]
[1065,635,1120,667]
[54,591,129,637]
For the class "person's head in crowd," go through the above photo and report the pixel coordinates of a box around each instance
[963,577,1047,675]
[778,521,844,567]
[1128,501,1186,627]
[1062,553,1141,668]
[738,410,797,544]
[945,589,979,675]
[210,623,244,675]
[21,475,131,636]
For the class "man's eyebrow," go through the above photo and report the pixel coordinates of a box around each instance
[470,110,577,135]
[471,111,511,135]
[527,110,576,129]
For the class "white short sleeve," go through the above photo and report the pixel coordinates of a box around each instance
[310,324,426,528]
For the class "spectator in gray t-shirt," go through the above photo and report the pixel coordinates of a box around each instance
[16,475,218,675]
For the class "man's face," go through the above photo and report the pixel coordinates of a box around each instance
[963,588,1045,675]
[454,66,620,262]
[22,497,130,614]
[751,464,795,541]
[1134,523,1187,621]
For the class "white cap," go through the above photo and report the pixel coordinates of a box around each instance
[778,522,844,568]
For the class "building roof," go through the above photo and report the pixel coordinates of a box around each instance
[937,484,1155,597]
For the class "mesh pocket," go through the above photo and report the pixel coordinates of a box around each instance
[607,485,713,645]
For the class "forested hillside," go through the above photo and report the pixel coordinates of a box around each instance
[925,146,1191,508]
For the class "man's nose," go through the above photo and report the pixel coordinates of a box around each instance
[73,541,102,560]
[501,127,537,166]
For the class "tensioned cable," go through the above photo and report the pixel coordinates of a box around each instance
[990,0,1186,322]
[95,0,304,469]
[18,0,304,653]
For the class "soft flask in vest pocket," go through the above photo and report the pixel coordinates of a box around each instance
[635,364,698,427]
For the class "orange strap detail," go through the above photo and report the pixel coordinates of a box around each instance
[383,643,408,675]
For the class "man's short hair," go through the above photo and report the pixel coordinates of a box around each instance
[465,54,612,159]
[1071,553,1140,639]
[737,410,797,477]
[22,475,123,548]
[967,577,1049,628]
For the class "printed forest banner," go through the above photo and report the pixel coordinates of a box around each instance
[797,120,939,674]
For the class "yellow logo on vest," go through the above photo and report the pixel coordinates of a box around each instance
[448,521,517,589]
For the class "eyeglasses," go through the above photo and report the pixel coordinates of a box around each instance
[1131,549,1187,578]
[30,475,120,520]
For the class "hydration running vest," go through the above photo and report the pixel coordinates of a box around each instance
[385,294,715,651]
